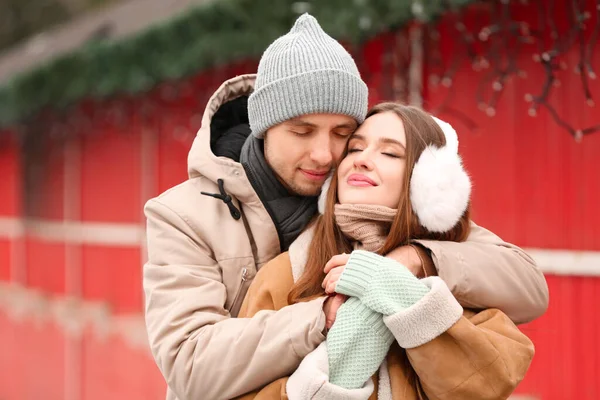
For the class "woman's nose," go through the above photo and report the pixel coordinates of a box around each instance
[353,151,374,170]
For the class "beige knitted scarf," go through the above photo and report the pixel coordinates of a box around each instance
[334,204,397,252]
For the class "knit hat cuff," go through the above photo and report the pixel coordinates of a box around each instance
[336,250,387,299]
[248,69,368,138]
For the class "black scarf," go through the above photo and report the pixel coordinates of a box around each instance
[240,135,317,251]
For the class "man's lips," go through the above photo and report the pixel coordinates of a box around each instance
[347,173,377,187]
[300,169,329,181]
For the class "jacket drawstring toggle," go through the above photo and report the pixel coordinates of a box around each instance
[201,179,241,220]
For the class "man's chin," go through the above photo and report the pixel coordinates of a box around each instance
[289,181,323,197]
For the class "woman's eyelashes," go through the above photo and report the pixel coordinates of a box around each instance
[382,152,401,158]
[347,147,402,159]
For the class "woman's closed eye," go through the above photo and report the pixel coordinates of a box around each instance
[348,148,403,158]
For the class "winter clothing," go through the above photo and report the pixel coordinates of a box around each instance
[410,116,471,233]
[329,251,461,391]
[248,14,368,138]
[326,204,398,389]
[145,75,326,400]
[333,204,396,251]
[210,95,250,161]
[143,75,548,400]
[235,231,535,400]
[326,204,457,390]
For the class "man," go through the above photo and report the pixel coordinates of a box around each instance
[144,14,548,400]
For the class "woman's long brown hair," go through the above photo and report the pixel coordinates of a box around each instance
[288,103,471,304]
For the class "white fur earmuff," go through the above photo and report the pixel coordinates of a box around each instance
[317,115,471,233]
[410,117,471,232]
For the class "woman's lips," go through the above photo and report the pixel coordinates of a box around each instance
[347,173,377,187]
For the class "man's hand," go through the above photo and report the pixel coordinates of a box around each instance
[322,253,351,294]
[322,293,347,330]
[386,245,437,278]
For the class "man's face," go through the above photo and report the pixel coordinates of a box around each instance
[264,114,358,196]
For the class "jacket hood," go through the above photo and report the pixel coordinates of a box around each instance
[187,74,257,201]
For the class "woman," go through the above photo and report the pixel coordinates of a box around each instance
[236,103,534,399]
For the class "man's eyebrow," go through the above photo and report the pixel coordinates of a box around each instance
[285,119,358,130]
[334,122,358,130]
[286,119,317,128]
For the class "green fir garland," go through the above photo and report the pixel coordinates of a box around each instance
[0,0,474,127]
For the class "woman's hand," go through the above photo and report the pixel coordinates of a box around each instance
[323,293,347,330]
[322,253,351,294]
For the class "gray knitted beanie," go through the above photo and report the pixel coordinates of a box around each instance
[248,13,369,138]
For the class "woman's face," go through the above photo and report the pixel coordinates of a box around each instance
[337,112,407,209]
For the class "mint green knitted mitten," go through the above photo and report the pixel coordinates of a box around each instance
[327,297,394,389]
[336,250,431,315]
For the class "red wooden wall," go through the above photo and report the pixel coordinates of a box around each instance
[0,1,599,399]
[421,2,600,399]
